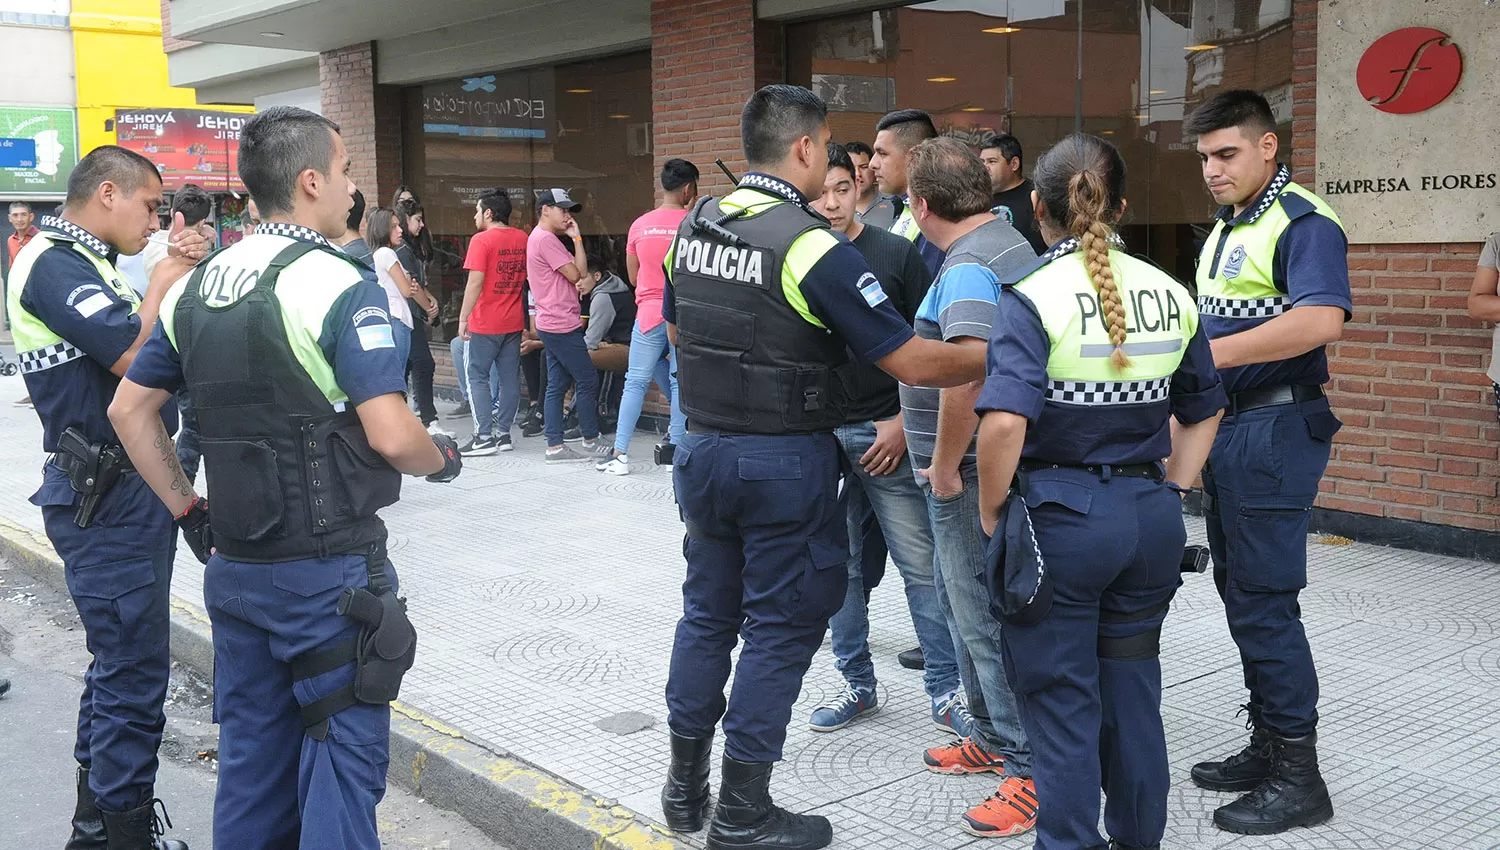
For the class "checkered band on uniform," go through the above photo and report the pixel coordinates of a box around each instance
[1196,295,1290,319]
[1045,377,1171,406]
[19,340,86,374]
[253,222,333,248]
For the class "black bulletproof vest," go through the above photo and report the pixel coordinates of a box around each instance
[604,287,636,343]
[670,196,850,435]
[175,242,401,562]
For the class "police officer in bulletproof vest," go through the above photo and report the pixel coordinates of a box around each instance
[109,106,462,850]
[658,84,988,850]
[1184,90,1350,836]
[6,144,207,849]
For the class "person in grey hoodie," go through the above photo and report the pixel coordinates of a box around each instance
[579,253,637,355]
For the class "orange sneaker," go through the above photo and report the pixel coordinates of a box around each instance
[960,777,1039,838]
[923,738,1006,775]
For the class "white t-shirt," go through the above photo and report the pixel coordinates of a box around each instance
[373,245,414,329]
[1481,232,1500,384]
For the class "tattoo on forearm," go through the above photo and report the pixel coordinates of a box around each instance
[153,423,193,495]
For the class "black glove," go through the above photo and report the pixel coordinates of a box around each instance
[427,434,462,483]
[176,496,213,564]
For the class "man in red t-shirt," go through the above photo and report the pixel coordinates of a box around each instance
[456,189,528,455]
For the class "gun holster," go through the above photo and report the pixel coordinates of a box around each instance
[55,427,132,528]
[291,546,416,740]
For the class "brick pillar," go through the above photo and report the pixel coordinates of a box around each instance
[320,42,403,205]
[1292,0,1499,536]
[652,0,781,191]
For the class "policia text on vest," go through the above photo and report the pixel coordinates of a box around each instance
[657,81,994,849]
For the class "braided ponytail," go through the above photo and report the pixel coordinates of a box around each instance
[1035,134,1131,372]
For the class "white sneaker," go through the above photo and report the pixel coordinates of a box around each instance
[427,421,454,438]
[599,455,631,476]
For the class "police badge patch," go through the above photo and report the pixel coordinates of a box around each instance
[1222,245,1248,279]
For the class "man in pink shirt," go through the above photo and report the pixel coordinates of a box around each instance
[526,188,604,462]
[596,159,697,475]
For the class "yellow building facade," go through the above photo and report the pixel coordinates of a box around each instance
[71,0,251,155]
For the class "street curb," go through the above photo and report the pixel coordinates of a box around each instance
[0,516,690,850]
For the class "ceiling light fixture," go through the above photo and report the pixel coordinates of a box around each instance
[1185,44,1218,51]
[609,113,631,119]
[927,76,957,83]
[566,88,593,94]
[260,31,284,38]
[961,107,985,112]
[982,26,1021,34]
[1149,89,1167,95]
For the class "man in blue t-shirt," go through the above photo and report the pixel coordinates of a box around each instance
[898,137,1041,839]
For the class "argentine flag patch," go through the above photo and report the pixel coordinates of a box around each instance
[353,305,395,351]
[856,272,888,308]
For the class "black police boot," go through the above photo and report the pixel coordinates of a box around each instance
[66,766,107,850]
[661,731,713,832]
[1190,704,1274,792]
[101,800,189,850]
[705,756,832,850]
[1212,731,1333,835]
[896,647,925,670]
[1108,842,1160,850]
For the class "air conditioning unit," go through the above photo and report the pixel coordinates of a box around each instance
[627,122,654,157]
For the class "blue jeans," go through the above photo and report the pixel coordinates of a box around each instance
[538,328,599,446]
[829,421,959,700]
[927,465,1032,775]
[613,321,685,455]
[450,335,499,406]
[465,332,522,438]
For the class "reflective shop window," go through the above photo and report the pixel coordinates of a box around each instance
[400,51,655,342]
[786,0,1294,282]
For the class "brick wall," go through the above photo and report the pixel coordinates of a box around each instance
[319,42,403,204]
[1292,0,1498,534]
[651,0,767,182]
[160,0,195,52]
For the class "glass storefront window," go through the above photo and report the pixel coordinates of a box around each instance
[400,51,655,341]
[787,0,1294,281]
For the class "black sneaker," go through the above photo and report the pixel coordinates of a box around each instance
[460,435,498,456]
[562,426,583,443]
[521,420,544,438]
[495,434,513,452]
[451,400,472,417]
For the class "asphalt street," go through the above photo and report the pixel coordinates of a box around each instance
[0,551,511,850]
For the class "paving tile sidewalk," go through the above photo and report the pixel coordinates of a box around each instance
[0,368,1497,849]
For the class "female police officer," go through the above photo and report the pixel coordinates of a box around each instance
[972,134,1226,850]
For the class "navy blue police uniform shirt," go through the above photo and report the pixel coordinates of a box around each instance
[126,228,410,409]
[19,217,178,455]
[975,239,1227,466]
[1200,174,1352,396]
[661,174,916,367]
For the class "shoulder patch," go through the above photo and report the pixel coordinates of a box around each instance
[855,272,888,308]
[353,305,395,351]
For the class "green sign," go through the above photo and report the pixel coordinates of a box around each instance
[0,106,77,196]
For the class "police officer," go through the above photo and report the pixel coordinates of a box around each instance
[6,145,205,849]
[108,106,462,850]
[869,109,945,276]
[1183,90,1349,836]
[659,85,988,850]
[973,133,1227,850]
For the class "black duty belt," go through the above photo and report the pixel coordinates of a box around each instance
[1016,460,1163,482]
[1227,384,1324,415]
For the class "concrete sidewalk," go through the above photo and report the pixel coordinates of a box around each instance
[0,365,1497,849]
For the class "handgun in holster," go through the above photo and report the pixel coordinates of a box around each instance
[292,549,417,741]
[56,426,132,528]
